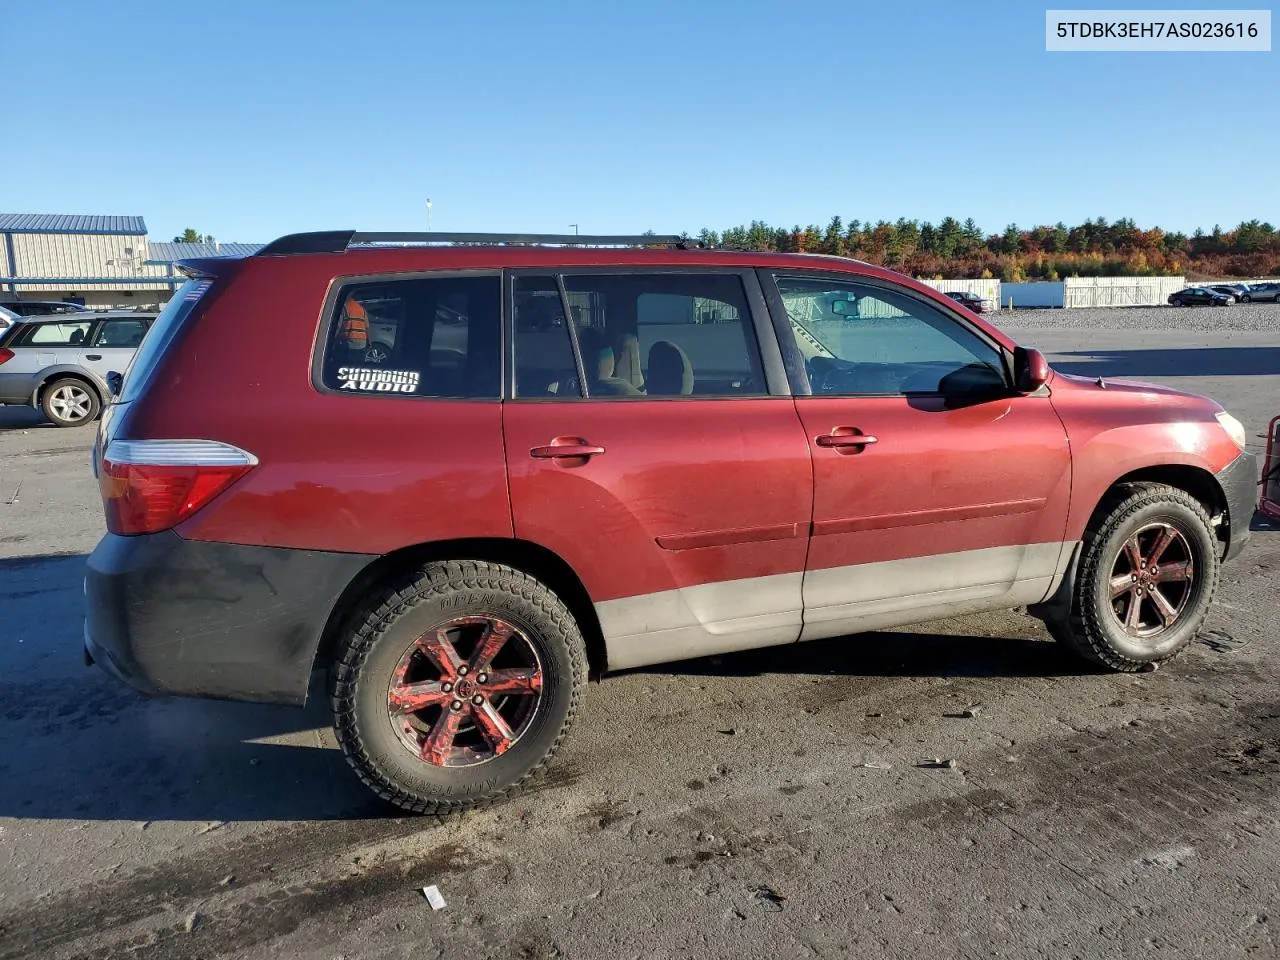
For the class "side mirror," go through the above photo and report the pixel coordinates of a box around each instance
[1014,347,1049,393]
[105,371,123,397]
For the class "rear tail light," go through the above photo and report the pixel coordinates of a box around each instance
[99,439,257,536]
[0,348,13,365]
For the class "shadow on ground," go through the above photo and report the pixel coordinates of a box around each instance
[0,406,56,430]
[1054,346,1280,379]
[0,552,1089,823]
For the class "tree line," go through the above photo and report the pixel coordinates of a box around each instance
[690,217,1280,281]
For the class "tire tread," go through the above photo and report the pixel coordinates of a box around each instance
[329,560,587,815]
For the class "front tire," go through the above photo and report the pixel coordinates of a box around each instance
[331,560,587,814]
[1050,483,1219,671]
[1241,295,1252,303]
[41,378,100,427]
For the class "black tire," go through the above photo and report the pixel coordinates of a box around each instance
[41,377,101,427]
[1169,298,1182,307]
[1240,295,1252,303]
[331,560,587,814]
[1049,482,1220,672]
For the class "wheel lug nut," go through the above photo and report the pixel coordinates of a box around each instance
[1132,574,1139,582]
[457,665,469,676]
[472,695,484,705]
[451,700,463,711]
[477,673,488,684]
[442,682,453,693]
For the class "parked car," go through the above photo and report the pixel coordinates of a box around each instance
[0,311,157,426]
[0,299,87,316]
[1241,281,1280,303]
[1168,287,1232,307]
[0,304,18,334]
[1207,284,1247,303]
[943,290,988,313]
[84,231,1256,814]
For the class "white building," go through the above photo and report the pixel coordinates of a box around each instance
[0,214,259,309]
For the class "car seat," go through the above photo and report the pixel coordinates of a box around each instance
[646,340,694,395]
[613,332,645,392]
[576,327,643,396]
[69,328,86,346]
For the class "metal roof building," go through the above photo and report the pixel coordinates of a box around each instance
[0,213,259,308]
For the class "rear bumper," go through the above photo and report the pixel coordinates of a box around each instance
[84,531,373,705]
[0,372,38,405]
[1216,450,1257,563]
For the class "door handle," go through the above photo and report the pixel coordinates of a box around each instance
[530,436,606,460]
[85,354,102,360]
[815,429,878,449]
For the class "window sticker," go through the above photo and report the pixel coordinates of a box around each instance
[336,366,420,394]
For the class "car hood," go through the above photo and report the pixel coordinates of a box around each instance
[1052,370,1221,408]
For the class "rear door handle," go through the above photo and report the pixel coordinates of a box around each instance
[530,436,606,460]
[815,429,878,449]
[85,354,102,360]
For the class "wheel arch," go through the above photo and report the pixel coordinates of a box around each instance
[31,367,106,407]
[1090,464,1228,550]
[312,537,608,685]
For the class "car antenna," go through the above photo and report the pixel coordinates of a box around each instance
[1096,376,1107,389]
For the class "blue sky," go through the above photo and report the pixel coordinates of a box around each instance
[4,0,1276,243]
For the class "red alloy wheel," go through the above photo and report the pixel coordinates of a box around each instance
[1107,522,1195,638]
[387,616,544,767]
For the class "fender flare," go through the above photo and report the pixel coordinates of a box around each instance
[28,365,108,407]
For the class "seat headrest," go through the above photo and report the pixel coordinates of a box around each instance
[646,340,693,395]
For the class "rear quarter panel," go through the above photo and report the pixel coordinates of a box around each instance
[117,257,513,552]
[1049,373,1240,539]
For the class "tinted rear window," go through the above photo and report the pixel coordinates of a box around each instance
[318,274,501,399]
[117,279,212,404]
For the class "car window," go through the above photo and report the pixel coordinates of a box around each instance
[319,274,501,399]
[93,319,148,348]
[512,272,764,399]
[774,275,1007,397]
[18,321,93,346]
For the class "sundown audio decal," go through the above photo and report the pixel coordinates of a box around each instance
[336,367,421,393]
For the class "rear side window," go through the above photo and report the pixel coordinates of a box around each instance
[15,321,93,346]
[319,274,501,399]
[117,278,212,404]
[93,319,148,348]
[511,272,765,398]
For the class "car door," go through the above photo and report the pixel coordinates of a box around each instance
[502,269,813,671]
[760,271,1073,642]
[79,317,150,381]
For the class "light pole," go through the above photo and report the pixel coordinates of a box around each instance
[427,199,433,231]
[569,224,578,235]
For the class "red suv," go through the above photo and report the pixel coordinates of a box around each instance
[85,231,1257,813]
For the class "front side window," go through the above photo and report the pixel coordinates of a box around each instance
[775,275,1007,397]
[20,321,93,346]
[511,272,764,399]
[320,274,501,399]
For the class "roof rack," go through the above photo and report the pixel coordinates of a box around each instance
[255,231,702,257]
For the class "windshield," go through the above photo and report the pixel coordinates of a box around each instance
[116,278,213,404]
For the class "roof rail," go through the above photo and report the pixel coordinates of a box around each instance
[254,230,700,257]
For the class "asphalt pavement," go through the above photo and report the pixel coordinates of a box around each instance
[1,310,1276,960]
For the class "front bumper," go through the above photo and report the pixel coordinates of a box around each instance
[1216,450,1258,563]
[84,531,373,705]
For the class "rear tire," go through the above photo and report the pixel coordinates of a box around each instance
[41,378,100,427]
[1048,483,1219,672]
[331,560,587,814]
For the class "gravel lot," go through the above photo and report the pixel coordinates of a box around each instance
[1,307,1277,960]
